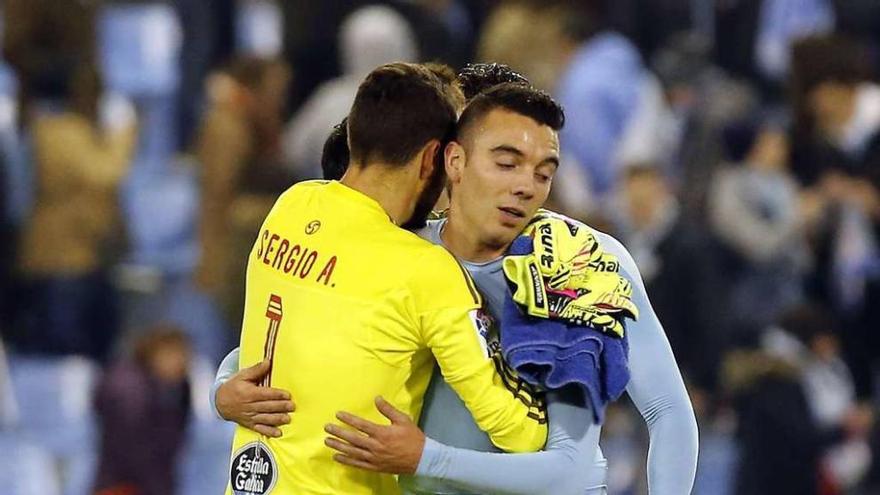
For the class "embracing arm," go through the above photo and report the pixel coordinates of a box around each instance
[416,250,547,453]
[210,346,294,437]
[415,391,602,495]
[210,347,241,415]
[326,391,600,495]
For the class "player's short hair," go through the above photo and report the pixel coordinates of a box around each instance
[456,83,565,141]
[322,118,350,180]
[424,62,466,111]
[348,62,458,168]
[457,63,530,101]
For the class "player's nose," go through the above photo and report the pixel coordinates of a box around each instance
[510,170,536,200]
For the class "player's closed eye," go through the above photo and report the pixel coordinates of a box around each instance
[497,162,516,170]
[535,173,551,184]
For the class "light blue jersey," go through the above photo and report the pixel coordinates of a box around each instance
[212,214,699,495]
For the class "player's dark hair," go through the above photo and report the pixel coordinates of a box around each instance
[424,62,466,111]
[456,83,565,141]
[457,63,530,101]
[321,118,350,180]
[348,62,458,168]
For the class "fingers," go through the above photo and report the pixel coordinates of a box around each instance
[374,396,410,425]
[336,411,380,436]
[333,454,380,472]
[250,413,291,426]
[248,399,294,414]
[324,423,379,451]
[250,386,292,402]
[324,437,373,461]
[253,424,283,438]
[237,359,271,381]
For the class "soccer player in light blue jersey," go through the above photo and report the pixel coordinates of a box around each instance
[212,66,698,495]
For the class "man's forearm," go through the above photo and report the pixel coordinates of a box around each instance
[414,395,603,495]
[210,347,240,418]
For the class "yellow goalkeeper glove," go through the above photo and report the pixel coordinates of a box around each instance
[503,216,639,337]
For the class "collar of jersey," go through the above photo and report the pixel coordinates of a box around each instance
[436,217,505,270]
[328,180,395,224]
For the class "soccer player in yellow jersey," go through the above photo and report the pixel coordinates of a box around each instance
[226,63,547,495]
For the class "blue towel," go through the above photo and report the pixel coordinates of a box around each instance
[501,236,630,423]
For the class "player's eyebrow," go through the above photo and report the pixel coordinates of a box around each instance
[541,156,560,168]
[490,145,525,157]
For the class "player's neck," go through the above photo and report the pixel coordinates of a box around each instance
[341,163,415,226]
[442,208,508,263]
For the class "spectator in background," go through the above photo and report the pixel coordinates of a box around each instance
[276,1,469,115]
[650,32,759,215]
[194,56,291,328]
[762,304,874,492]
[15,63,136,361]
[282,4,417,179]
[476,0,570,92]
[789,34,880,397]
[93,325,192,495]
[789,34,878,184]
[1,0,97,127]
[610,164,725,394]
[723,302,872,495]
[708,121,817,337]
[723,347,831,495]
[554,2,655,199]
[173,0,236,151]
[715,0,835,99]
[410,0,475,67]
[603,0,698,60]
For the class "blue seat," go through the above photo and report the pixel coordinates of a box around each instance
[179,354,235,495]
[0,433,63,495]
[123,161,200,274]
[235,0,283,57]
[6,355,99,495]
[98,4,181,97]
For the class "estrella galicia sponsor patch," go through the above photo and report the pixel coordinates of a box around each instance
[231,442,278,495]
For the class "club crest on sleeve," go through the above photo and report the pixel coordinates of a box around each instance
[468,308,495,357]
[230,442,278,495]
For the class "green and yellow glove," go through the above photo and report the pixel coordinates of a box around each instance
[503,215,639,338]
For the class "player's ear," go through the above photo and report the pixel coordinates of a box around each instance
[445,141,465,185]
[418,139,442,180]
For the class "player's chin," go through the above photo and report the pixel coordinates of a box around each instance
[501,215,530,234]
[491,223,523,246]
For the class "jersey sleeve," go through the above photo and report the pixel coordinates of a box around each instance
[415,391,601,495]
[210,347,241,419]
[597,231,699,495]
[412,247,548,453]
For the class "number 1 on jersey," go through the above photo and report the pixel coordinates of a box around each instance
[262,294,283,387]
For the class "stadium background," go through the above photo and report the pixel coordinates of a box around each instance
[0,0,879,493]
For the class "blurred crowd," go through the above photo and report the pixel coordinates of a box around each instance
[0,1,879,494]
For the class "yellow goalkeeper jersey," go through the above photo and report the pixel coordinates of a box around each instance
[227,180,547,495]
